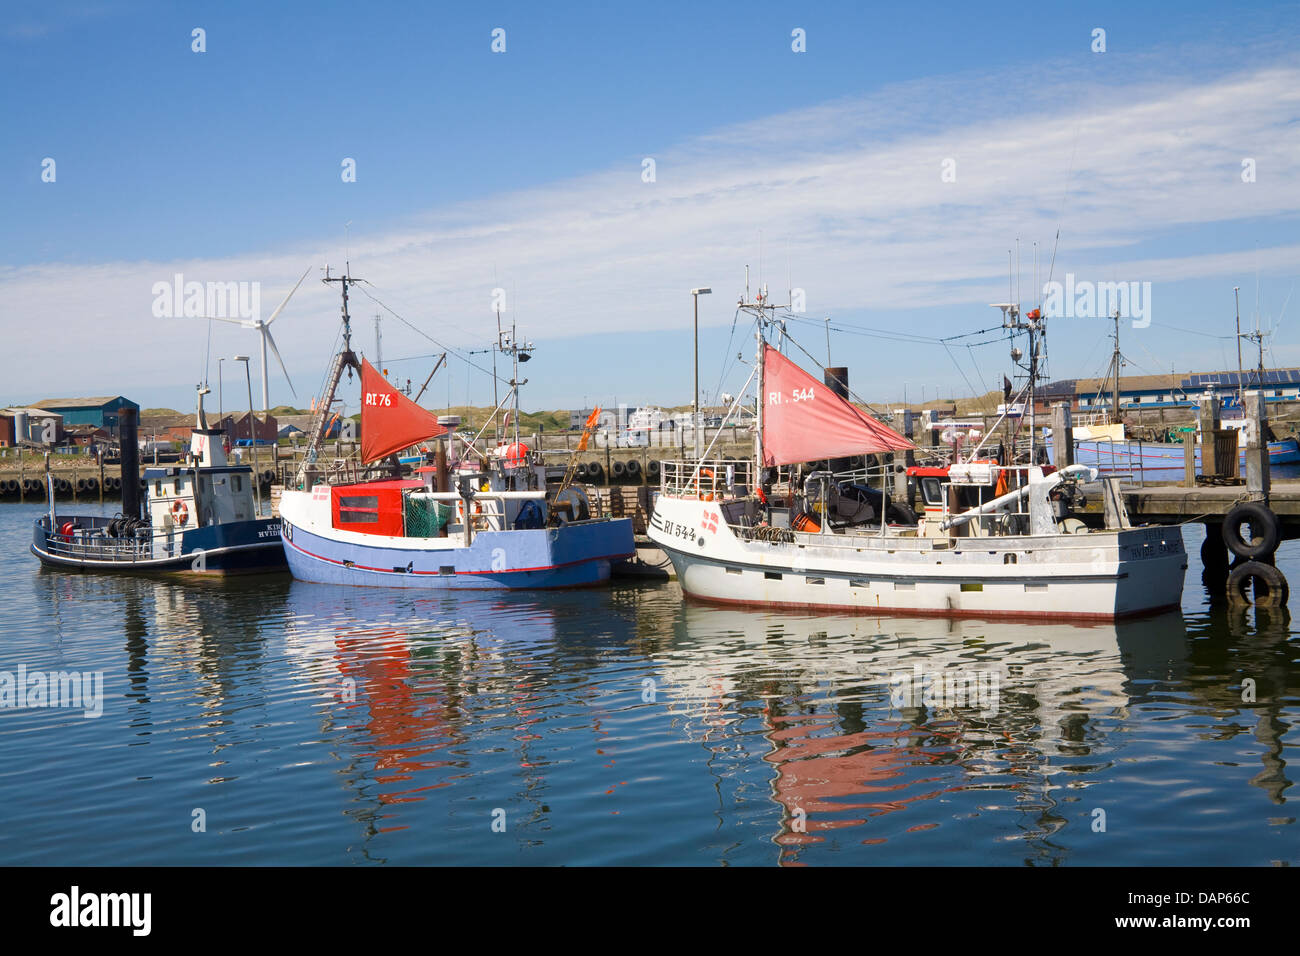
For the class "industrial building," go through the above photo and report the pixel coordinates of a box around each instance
[30,396,139,437]
[0,407,65,446]
[1025,367,1300,415]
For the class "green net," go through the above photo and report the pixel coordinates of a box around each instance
[404,494,451,537]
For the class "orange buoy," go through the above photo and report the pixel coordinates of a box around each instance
[792,511,820,533]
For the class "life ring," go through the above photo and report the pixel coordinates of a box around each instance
[692,467,716,501]
[171,500,189,526]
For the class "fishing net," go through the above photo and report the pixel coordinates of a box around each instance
[404,493,451,537]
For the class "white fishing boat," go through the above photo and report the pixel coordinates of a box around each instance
[647,289,1187,620]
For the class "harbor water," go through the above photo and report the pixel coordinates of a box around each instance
[1,501,1295,866]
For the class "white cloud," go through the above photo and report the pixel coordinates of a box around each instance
[4,55,1299,408]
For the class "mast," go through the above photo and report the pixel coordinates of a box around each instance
[297,265,363,486]
[1111,310,1121,426]
[736,269,790,471]
[493,308,503,446]
[1235,286,1244,407]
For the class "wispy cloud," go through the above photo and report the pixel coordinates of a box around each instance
[5,51,1299,407]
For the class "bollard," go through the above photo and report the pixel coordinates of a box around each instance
[1243,391,1270,501]
[1051,402,1074,468]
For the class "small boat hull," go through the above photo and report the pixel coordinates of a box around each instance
[1046,435,1300,479]
[279,490,634,590]
[1267,437,1300,464]
[32,514,286,575]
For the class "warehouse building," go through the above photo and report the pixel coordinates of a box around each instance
[30,396,139,437]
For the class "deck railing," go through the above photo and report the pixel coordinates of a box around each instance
[660,459,755,498]
[37,515,185,562]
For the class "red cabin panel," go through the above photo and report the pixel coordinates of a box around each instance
[331,479,419,536]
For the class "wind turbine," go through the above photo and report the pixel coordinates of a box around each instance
[198,267,310,412]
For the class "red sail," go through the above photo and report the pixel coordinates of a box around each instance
[761,344,913,466]
[360,359,447,463]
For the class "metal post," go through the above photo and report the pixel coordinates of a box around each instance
[238,357,262,515]
[1244,390,1270,501]
[1051,402,1074,467]
[691,288,711,460]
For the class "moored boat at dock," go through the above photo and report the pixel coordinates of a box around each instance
[277,268,635,590]
[31,390,285,575]
[647,290,1187,620]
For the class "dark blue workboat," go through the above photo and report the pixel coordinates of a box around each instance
[31,388,286,575]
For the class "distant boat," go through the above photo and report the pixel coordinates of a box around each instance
[1045,407,1300,480]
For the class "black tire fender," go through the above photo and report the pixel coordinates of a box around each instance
[1226,560,1289,607]
[1222,502,1279,560]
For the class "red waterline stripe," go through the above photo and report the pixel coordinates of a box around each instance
[685,590,1182,622]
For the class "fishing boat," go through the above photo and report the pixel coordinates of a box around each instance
[277,267,635,589]
[31,388,285,574]
[646,289,1186,620]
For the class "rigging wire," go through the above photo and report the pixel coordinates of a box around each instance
[352,284,507,385]
[769,320,889,416]
[707,310,747,415]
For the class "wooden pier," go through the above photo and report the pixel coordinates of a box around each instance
[1051,390,1295,607]
[1121,482,1300,526]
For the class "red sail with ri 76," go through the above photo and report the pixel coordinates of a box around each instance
[360,358,447,463]
[761,344,913,466]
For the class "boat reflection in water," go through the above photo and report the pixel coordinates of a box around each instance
[95,569,1289,864]
[654,604,1191,864]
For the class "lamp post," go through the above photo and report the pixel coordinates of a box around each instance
[217,357,225,422]
[234,354,261,514]
[690,287,711,460]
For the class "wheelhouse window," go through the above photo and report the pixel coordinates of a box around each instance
[921,478,943,506]
[337,495,380,524]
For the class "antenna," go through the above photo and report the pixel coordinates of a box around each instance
[1235,286,1244,406]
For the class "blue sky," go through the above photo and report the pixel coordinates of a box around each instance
[4,0,1300,414]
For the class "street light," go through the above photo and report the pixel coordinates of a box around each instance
[217,357,225,422]
[691,287,712,460]
[233,354,261,514]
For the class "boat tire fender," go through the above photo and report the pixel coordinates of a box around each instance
[1222,502,1279,560]
[1226,560,1289,607]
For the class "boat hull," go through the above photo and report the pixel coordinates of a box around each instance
[32,515,285,575]
[648,495,1187,621]
[1046,435,1300,479]
[279,489,634,590]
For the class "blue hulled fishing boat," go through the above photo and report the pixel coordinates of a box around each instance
[32,388,285,575]
[277,267,634,590]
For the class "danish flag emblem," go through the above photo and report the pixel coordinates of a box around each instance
[701,509,720,534]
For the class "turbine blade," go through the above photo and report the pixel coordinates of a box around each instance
[264,328,297,399]
[185,314,248,327]
[264,266,311,326]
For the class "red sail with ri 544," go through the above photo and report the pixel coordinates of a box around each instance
[761,344,913,467]
[359,358,447,463]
